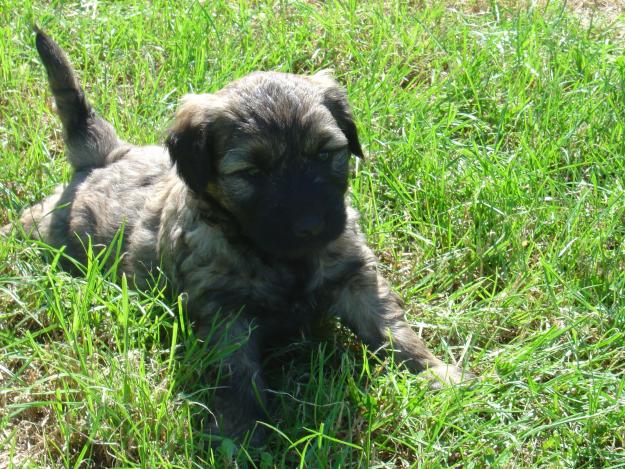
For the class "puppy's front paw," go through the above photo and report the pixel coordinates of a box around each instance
[424,364,476,389]
[210,387,270,447]
[207,418,268,449]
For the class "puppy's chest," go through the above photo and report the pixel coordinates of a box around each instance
[249,262,322,311]
[240,256,362,339]
[229,260,329,335]
[173,224,361,334]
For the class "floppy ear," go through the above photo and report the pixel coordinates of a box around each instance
[311,69,363,158]
[166,94,230,193]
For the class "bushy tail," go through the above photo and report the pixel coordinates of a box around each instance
[35,27,121,169]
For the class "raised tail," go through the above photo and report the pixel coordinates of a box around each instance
[35,27,121,169]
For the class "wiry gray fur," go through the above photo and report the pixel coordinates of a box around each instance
[6,29,473,445]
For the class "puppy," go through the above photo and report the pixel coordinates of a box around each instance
[7,29,472,444]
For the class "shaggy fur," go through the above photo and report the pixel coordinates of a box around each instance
[6,29,472,444]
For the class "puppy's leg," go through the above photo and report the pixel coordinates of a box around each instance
[1,186,64,239]
[330,252,471,386]
[13,189,63,239]
[35,28,122,170]
[196,314,268,445]
[2,174,90,256]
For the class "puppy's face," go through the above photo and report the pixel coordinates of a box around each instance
[167,71,363,258]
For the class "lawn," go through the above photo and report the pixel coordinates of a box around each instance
[1,0,625,467]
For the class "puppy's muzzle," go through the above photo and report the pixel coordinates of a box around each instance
[293,215,325,239]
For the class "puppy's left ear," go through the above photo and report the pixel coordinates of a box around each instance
[166,94,230,193]
[311,69,364,158]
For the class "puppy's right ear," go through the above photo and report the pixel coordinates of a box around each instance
[166,94,230,193]
[310,69,363,159]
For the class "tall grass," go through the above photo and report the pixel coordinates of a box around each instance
[1,1,624,467]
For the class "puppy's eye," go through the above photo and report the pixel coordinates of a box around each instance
[244,167,261,176]
[334,148,349,162]
[318,147,349,162]
[233,167,261,177]
[318,151,332,161]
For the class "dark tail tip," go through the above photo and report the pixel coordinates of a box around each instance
[34,27,92,132]
[34,27,80,92]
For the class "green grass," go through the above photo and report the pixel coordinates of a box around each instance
[2,0,625,467]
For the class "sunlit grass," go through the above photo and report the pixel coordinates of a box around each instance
[1,1,625,467]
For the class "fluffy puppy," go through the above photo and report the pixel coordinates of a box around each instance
[7,29,472,443]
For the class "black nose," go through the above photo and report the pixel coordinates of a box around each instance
[293,215,325,238]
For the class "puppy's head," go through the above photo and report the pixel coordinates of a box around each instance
[167,71,363,258]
